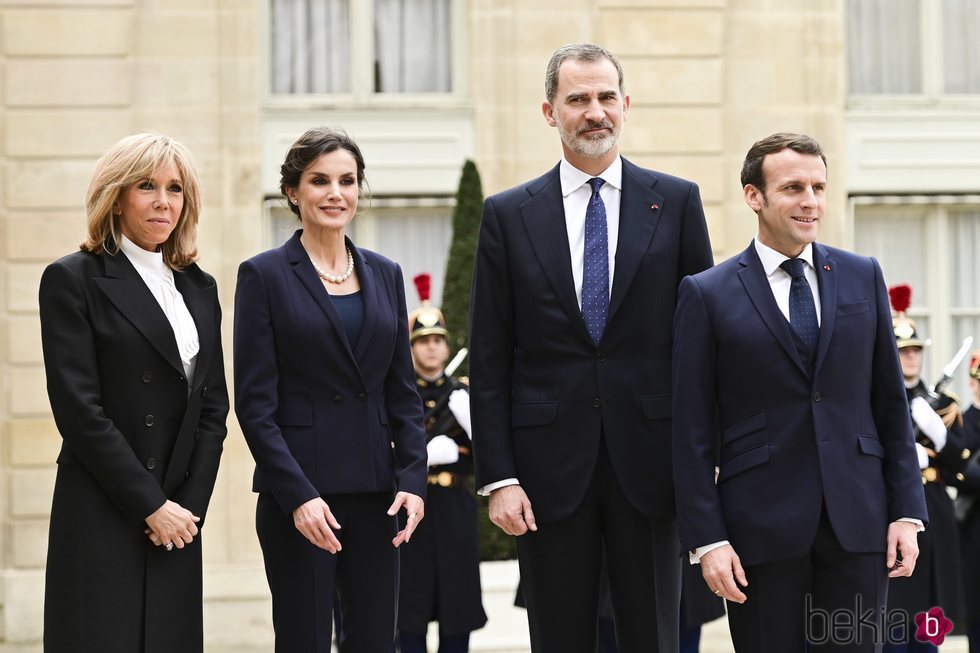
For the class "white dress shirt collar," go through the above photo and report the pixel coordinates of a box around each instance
[754,238,815,277]
[559,156,623,197]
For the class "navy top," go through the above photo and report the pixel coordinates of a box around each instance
[329,290,364,350]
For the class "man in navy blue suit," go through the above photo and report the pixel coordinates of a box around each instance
[672,133,928,652]
[470,43,714,653]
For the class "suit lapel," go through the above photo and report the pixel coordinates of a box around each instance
[94,251,185,375]
[813,243,837,374]
[736,244,809,377]
[173,268,214,391]
[284,232,359,369]
[520,166,594,345]
[608,159,663,322]
[351,241,378,364]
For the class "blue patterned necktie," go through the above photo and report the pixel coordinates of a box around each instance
[780,257,818,352]
[582,177,608,344]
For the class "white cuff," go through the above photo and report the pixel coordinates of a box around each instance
[690,540,729,564]
[477,478,519,496]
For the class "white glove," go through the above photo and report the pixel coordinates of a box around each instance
[910,396,947,451]
[915,442,930,470]
[426,434,460,467]
[448,388,472,438]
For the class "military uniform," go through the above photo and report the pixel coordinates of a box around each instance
[885,285,967,650]
[950,354,980,651]
[397,275,487,652]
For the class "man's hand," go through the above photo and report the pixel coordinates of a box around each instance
[886,520,919,578]
[488,485,537,536]
[700,544,748,603]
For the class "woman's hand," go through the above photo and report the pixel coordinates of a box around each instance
[388,491,424,547]
[292,497,342,553]
[144,500,200,550]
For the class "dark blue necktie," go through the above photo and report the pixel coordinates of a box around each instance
[582,177,608,344]
[780,258,818,352]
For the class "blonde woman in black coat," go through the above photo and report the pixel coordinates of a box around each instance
[39,133,229,653]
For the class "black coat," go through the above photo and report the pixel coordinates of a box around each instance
[39,249,228,653]
[398,375,487,635]
[887,382,967,621]
[954,404,980,621]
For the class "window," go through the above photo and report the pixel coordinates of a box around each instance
[269,0,454,97]
[853,198,980,401]
[846,0,980,96]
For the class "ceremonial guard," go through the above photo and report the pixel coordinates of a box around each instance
[397,274,487,653]
[954,353,980,650]
[885,284,968,653]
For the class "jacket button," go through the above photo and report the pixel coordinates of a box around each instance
[593,398,601,408]
[333,394,343,404]
[145,415,155,426]
[145,458,156,470]
[141,371,153,383]
[194,429,201,441]
[812,392,822,402]
[201,385,208,397]
[597,353,606,362]
[357,392,367,401]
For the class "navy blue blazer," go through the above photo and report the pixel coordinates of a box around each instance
[672,242,928,567]
[470,158,714,522]
[234,231,427,514]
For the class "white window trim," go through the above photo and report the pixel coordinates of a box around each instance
[262,0,470,109]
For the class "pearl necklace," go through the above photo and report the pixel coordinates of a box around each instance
[310,247,354,284]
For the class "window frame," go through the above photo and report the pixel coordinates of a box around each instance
[846,0,980,108]
[849,194,980,400]
[262,0,469,109]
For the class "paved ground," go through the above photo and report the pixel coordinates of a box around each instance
[0,617,968,652]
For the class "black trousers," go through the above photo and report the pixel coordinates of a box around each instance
[726,508,888,653]
[256,491,398,653]
[516,441,681,653]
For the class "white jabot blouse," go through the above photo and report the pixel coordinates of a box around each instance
[119,235,200,385]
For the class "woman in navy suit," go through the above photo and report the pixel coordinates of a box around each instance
[234,127,428,653]
[40,132,229,652]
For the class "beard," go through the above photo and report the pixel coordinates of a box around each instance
[557,119,619,158]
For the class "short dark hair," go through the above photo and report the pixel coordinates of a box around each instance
[545,43,625,104]
[279,127,367,218]
[740,133,827,194]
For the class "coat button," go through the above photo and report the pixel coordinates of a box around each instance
[812,392,822,402]
[357,392,367,401]
[201,385,208,397]
[145,415,155,426]
[333,394,343,404]
[141,371,153,383]
[194,429,201,441]
[597,353,606,362]
[593,398,601,408]
[145,458,156,470]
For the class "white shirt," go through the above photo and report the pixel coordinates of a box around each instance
[478,156,623,497]
[560,156,622,305]
[753,238,822,326]
[119,235,200,385]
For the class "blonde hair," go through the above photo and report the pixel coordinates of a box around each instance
[81,132,203,269]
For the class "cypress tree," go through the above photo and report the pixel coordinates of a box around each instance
[441,159,483,378]
[442,160,517,560]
